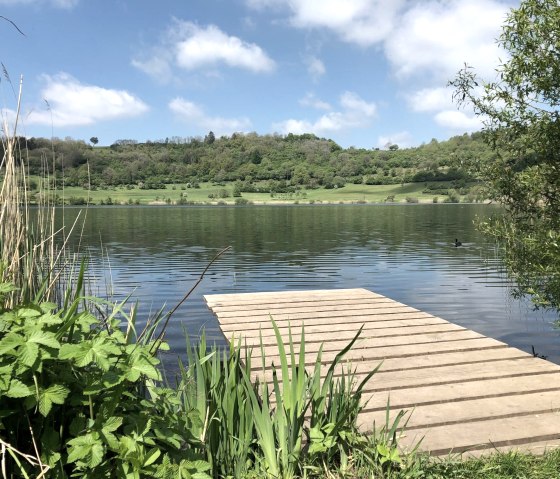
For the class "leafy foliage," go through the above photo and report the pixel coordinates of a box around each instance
[11,132,493,196]
[178,321,387,479]
[0,282,210,478]
[451,0,560,312]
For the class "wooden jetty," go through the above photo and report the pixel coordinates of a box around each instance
[204,288,560,456]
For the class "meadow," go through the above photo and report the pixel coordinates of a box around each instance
[43,180,472,206]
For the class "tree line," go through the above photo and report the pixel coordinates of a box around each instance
[9,131,494,192]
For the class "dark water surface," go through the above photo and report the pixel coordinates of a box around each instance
[60,204,560,364]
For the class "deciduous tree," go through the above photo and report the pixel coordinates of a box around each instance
[451,0,560,311]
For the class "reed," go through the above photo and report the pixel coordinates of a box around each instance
[0,78,76,309]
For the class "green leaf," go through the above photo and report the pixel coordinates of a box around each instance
[0,283,17,295]
[39,302,58,313]
[143,448,161,467]
[18,308,41,318]
[103,416,123,433]
[6,378,32,398]
[0,333,24,355]
[38,312,63,326]
[67,433,105,467]
[19,342,39,367]
[38,384,69,416]
[28,330,61,349]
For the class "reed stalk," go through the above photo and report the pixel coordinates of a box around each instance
[0,77,72,308]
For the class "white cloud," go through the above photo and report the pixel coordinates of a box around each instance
[26,73,148,127]
[247,0,509,135]
[174,23,275,72]
[131,56,172,82]
[299,92,331,110]
[340,91,376,117]
[169,97,252,134]
[306,56,326,80]
[385,0,507,81]
[246,0,407,45]
[434,110,482,132]
[377,131,413,149]
[0,0,78,7]
[247,0,507,75]
[274,91,376,135]
[133,21,275,80]
[408,87,454,112]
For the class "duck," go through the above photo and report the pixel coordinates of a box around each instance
[454,238,462,247]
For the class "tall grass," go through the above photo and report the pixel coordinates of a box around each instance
[0,80,79,309]
[178,321,392,479]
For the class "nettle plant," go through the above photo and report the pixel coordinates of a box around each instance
[0,281,210,479]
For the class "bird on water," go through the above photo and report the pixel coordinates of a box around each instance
[454,239,462,247]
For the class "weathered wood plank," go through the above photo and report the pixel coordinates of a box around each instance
[360,390,560,431]
[223,323,466,345]
[204,288,375,306]
[204,288,560,456]
[220,316,454,338]
[397,412,560,456]
[217,310,436,326]
[362,371,560,410]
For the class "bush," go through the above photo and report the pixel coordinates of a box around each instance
[0,280,210,478]
[405,196,419,203]
[67,196,87,205]
[444,189,461,203]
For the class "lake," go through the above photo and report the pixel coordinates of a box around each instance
[60,204,560,364]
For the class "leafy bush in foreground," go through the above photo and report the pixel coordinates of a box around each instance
[0,281,210,478]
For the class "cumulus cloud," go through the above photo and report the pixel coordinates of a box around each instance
[247,0,509,134]
[385,0,507,81]
[26,73,148,127]
[408,87,454,113]
[247,0,407,46]
[299,92,331,110]
[306,56,326,81]
[246,0,506,75]
[274,91,376,135]
[434,110,482,132]
[133,20,275,81]
[169,97,252,134]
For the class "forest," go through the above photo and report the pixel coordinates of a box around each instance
[11,131,493,195]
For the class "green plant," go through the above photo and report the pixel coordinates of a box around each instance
[241,321,380,479]
[0,276,210,478]
[178,333,255,479]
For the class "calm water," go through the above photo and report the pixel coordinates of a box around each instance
[59,204,560,364]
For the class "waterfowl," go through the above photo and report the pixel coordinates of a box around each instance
[454,239,462,247]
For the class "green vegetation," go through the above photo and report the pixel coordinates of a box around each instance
[38,180,483,206]
[451,0,560,314]
[6,131,492,206]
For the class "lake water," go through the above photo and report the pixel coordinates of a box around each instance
[59,204,560,364]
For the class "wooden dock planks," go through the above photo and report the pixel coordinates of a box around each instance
[204,288,560,456]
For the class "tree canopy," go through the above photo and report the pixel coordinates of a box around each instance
[451,0,560,311]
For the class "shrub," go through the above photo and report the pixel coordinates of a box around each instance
[0,279,210,478]
[405,196,419,203]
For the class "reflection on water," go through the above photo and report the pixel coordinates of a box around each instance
[58,204,560,364]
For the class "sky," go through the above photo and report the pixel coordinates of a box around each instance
[0,0,517,149]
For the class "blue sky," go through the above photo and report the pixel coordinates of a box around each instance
[0,0,516,148]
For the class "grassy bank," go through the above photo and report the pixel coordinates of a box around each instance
[30,180,485,206]
[21,177,484,205]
